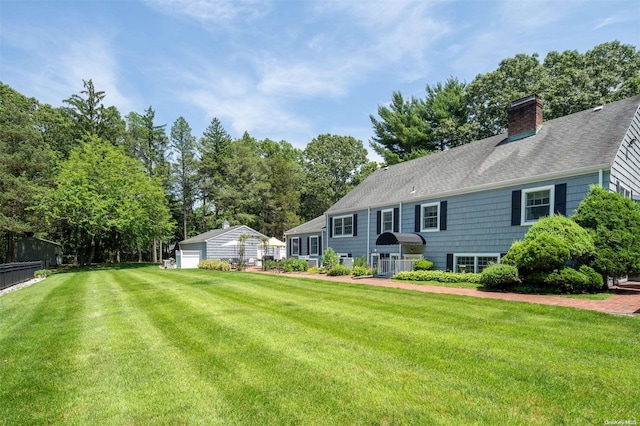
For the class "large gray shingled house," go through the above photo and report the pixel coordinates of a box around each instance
[286,95,640,274]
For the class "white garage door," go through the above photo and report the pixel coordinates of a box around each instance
[180,250,201,269]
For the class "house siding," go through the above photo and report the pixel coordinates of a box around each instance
[328,173,605,270]
[327,209,368,258]
[610,107,640,197]
[179,242,206,261]
[207,226,263,261]
[286,233,324,259]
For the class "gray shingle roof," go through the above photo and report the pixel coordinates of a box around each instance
[328,95,640,213]
[179,225,245,244]
[284,215,326,235]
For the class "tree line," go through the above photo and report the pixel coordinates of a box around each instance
[0,80,372,264]
[1,40,638,264]
[370,41,640,164]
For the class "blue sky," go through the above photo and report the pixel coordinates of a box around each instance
[1,0,638,161]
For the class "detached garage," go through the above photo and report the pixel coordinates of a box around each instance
[176,221,268,269]
[177,250,201,269]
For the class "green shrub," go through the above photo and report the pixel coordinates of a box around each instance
[34,269,51,278]
[393,270,482,284]
[264,259,278,270]
[413,259,434,271]
[545,268,589,293]
[198,260,232,271]
[523,215,595,261]
[279,258,309,273]
[322,248,339,270]
[579,265,604,290]
[543,266,605,293]
[480,264,520,290]
[573,185,640,278]
[519,233,570,273]
[503,216,596,280]
[501,240,525,266]
[351,266,369,276]
[327,264,351,276]
[353,255,367,268]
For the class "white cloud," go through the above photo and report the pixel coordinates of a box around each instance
[0,23,134,113]
[256,60,352,98]
[310,0,450,81]
[143,0,271,24]
[176,63,311,140]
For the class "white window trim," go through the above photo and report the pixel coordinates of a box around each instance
[521,185,555,226]
[453,253,501,274]
[616,180,632,199]
[333,215,354,238]
[291,237,300,256]
[420,202,440,232]
[381,208,394,233]
[309,235,319,256]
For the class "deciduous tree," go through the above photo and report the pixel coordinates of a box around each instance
[301,134,368,219]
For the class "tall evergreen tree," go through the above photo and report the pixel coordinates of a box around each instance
[170,117,198,241]
[198,117,232,231]
[217,134,268,229]
[62,79,125,145]
[259,140,304,238]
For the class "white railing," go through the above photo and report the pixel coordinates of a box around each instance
[376,259,416,277]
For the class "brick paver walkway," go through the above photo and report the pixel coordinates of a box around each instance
[250,269,640,316]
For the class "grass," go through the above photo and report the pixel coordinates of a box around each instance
[1,265,638,425]
[391,278,482,290]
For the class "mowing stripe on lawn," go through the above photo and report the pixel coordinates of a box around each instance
[1,266,639,425]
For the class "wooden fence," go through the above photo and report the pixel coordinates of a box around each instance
[0,261,43,291]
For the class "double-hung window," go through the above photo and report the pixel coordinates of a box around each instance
[333,215,353,237]
[454,254,500,273]
[309,236,319,256]
[382,209,393,233]
[291,238,300,256]
[421,203,439,232]
[522,185,554,225]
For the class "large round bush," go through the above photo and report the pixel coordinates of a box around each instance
[480,263,521,290]
[519,233,570,273]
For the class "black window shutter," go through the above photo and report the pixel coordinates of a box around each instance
[306,237,309,255]
[289,238,292,256]
[393,207,399,232]
[446,253,454,271]
[555,183,566,216]
[319,236,322,255]
[353,214,358,236]
[376,210,381,234]
[511,190,522,226]
[414,205,421,232]
[439,201,447,231]
[329,218,333,238]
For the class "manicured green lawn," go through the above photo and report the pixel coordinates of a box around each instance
[1,265,638,425]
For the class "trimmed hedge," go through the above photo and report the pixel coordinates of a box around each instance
[198,260,232,271]
[393,270,482,284]
[545,266,603,293]
[480,264,520,290]
[412,259,434,271]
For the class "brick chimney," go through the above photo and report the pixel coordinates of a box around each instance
[508,95,543,141]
